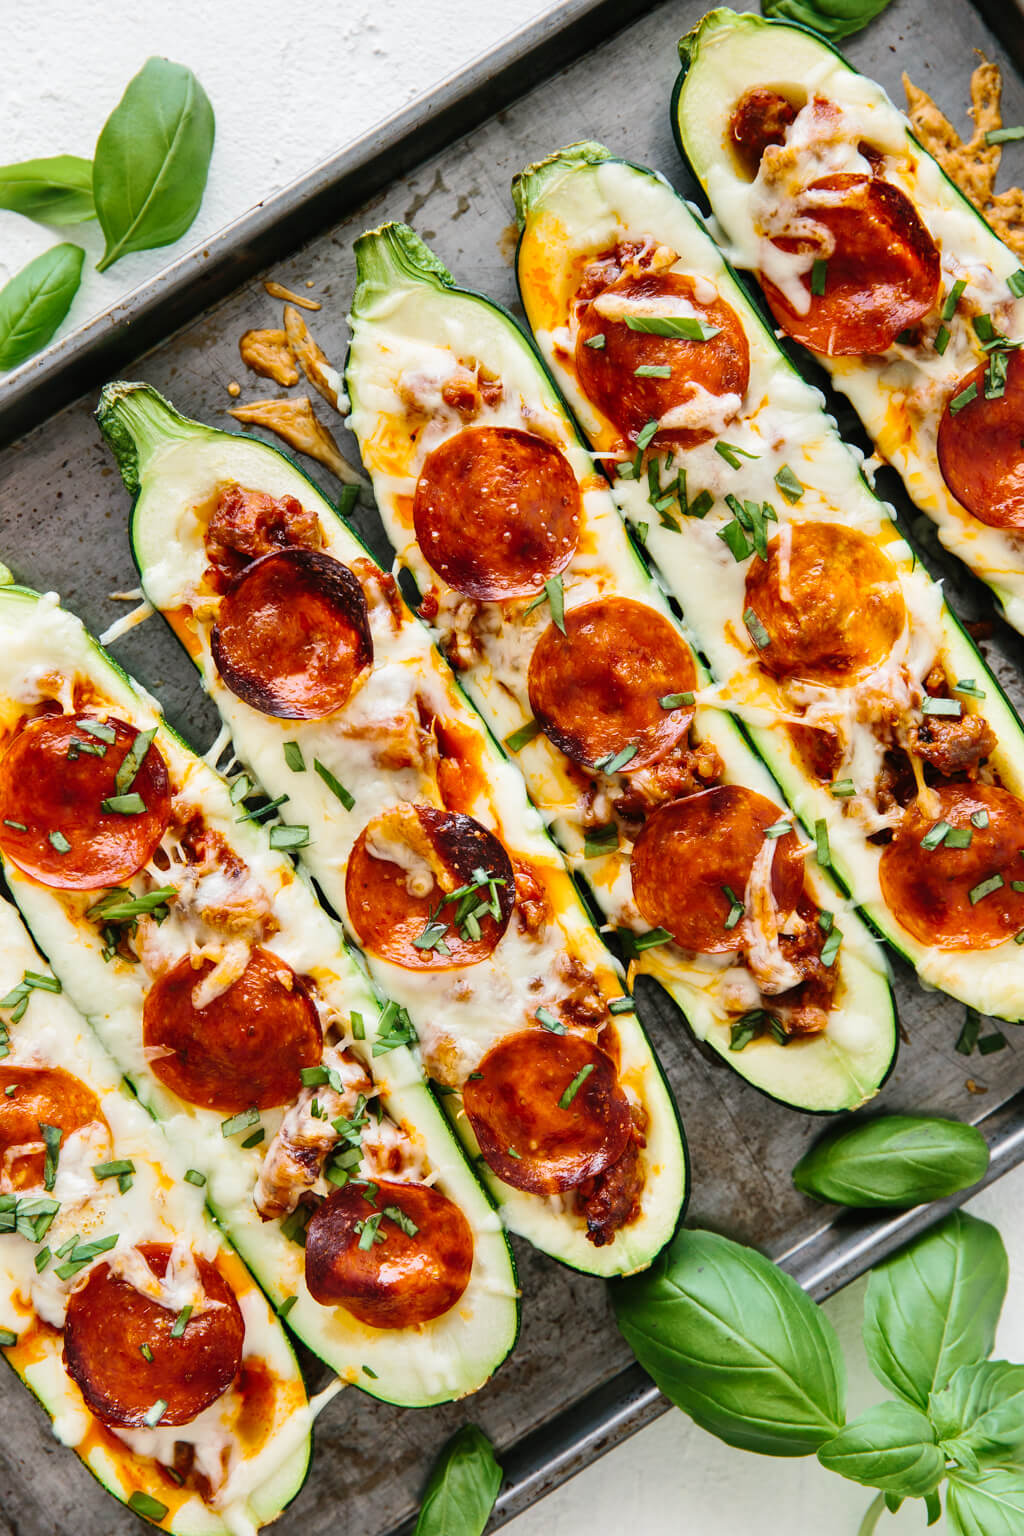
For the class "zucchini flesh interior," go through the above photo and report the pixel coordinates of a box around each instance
[343,222,894,1114]
[674,6,1024,630]
[0,584,518,1406]
[0,893,312,1534]
[96,383,686,1279]
[513,138,1024,1022]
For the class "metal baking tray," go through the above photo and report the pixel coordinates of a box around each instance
[2,1,1024,1531]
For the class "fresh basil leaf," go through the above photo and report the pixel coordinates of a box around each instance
[761,0,895,41]
[947,1468,1024,1536]
[792,1115,989,1208]
[0,156,94,224]
[612,1228,845,1455]
[0,243,84,370]
[817,1401,944,1496]
[413,1424,501,1536]
[93,58,215,272]
[931,1361,1024,1470]
[863,1212,1007,1411]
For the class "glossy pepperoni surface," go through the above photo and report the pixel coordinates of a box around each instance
[143,947,322,1112]
[937,348,1024,531]
[527,596,697,771]
[211,548,373,719]
[463,1030,631,1195]
[0,714,171,890]
[345,803,514,969]
[762,174,940,355]
[630,784,804,953]
[63,1242,244,1427]
[879,783,1024,950]
[575,271,749,449]
[304,1180,474,1327]
[744,522,905,684]
[0,1066,105,1190]
[413,426,581,600]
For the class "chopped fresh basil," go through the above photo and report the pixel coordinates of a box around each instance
[986,125,1024,144]
[86,887,176,924]
[773,465,804,504]
[934,325,950,355]
[624,314,721,340]
[241,1127,265,1148]
[170,1305,192,1339]
[635,364,672,378]
[269,823,310,850]
[814,818,831,869]
[372,1000,418,1056]
[114,726,156,794]
[48,830,71,854]
[718,519,754,562]
[221,1107,260,1138]
[608,996,636,1015]
[128,1492,168,1521]
[596,743,639,775]
[383,1204,419,1238]
[921,819,952,851]
[558,1063,594,1110]
[956,1007,981,1055]
[972,809,990,829]
[743,607,771,650]
[584,333,606,349]
[283,741,305,772]
[978,1030,1008,1054]
[659,691,694,709]
[921,696,961,717]
[619,926,673,957]
[950,382,978,415]
[536,1006,566,1034]
[583,821,619,859]
[1009,270,1024,298]
[942,278,967,320]
[235,793,288,824]
[184,1168,205,1188]
[635,419,659,453]
[228,773,253,804]
[722,885,745,930]
[350,1011,365,1041]
[92,1159,135,1181]
[687,489,713,520]
[715,440,759,470]
[969,873,1004,905]
[820,925,843,967]
[810,258,827,296]
[954,678,986,698]
[79,719,116,744]
[278,1295,297,1320]
[356,1212,386,1250]
[39,1122,61,1192]
[504,718,541,753]
[830,779,855,798]
[944,826,973,849]
[100,791,147,815]
[764,819,792,840]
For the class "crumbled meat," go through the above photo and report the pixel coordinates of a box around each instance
[611,737,723,819]
[773,901,838,1036]
[729,87,797,176]
[574,238,675,309]
[204,483,321,589]
[350,555,404,633]
[513,861,549,936]
[254,1048,372,1219]
[175,814,276,940]
[555,954,611,1032]
[575,1106,646,1246]
[789,722,842,781]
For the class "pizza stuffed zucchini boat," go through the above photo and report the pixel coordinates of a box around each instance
[0,581,518,1406]
[0,892,313,1532]
[340,222,894,1115]
[674,7,1024,633]
[95,383,686,1277]
[512,140,1024,1023]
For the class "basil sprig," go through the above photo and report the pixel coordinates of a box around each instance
[818,1401,945,1497]
[94,59,215,271]
[761,0,895,41]
[413,1424,502,1536]
[792,1115,989,1208]
[612,1228,845,1454]
[0,244,84,371]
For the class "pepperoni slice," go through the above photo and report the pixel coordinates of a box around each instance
[730,88,798,176]
[142,947,322,1112]
[937,348,1024,531]
[462,1030,631,1195]
[527,596,697,771]
[879,783,1024,950]
[211,548,373,719]
[412,426,581,600]
[345,803,514,969]
[0,714,171,891]
[630,784,805,953]
[304,1180,473,1328]
[0,1067,105,1191]
[761,174,940,355]
[744,522,905,684]
[575,272,750,450]
[63,1242,244,1427]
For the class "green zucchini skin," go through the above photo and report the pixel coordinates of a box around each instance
[672,7,1024,632]
[0,578,520,1403]
[345,222,896,1115]
[510,139,1024,1024]
[96,381,686,1278]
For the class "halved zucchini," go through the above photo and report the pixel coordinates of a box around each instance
[0,582,518,1405]
[674,6,1024,631]
[96,382,687,1277]
[513,138,1024,1021]
[343,221,894,1113]
[0,893,312,1532]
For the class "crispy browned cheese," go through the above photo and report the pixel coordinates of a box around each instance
[229,396,363,483]
[283,304,341,409]
[238,328,300,387]
[903,58,1024,258]
[264,280,321,310]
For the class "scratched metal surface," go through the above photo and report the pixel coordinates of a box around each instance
[2,1,1024,1533]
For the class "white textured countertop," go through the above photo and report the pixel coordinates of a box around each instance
[6,6,1024,1534]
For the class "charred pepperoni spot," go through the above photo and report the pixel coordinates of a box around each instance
[345,803,514,970]
[730,88,798,176]
[575,272,750,449]
[204,483,322,590]
[0,714,171,890]
[211,549,373,719]
[762,175,940,355]
[879,783,1024,950]
[0,1067,105,1190]
[630,784,804,954]
[413,426,581,600]
[527,596,697,772]
[937,348,1024,530]
[463,1030,631,1195]
[142,948,322,1112]
[63,1243,244,1427]
[744,522,905,684]
[304,1180,473,1327]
